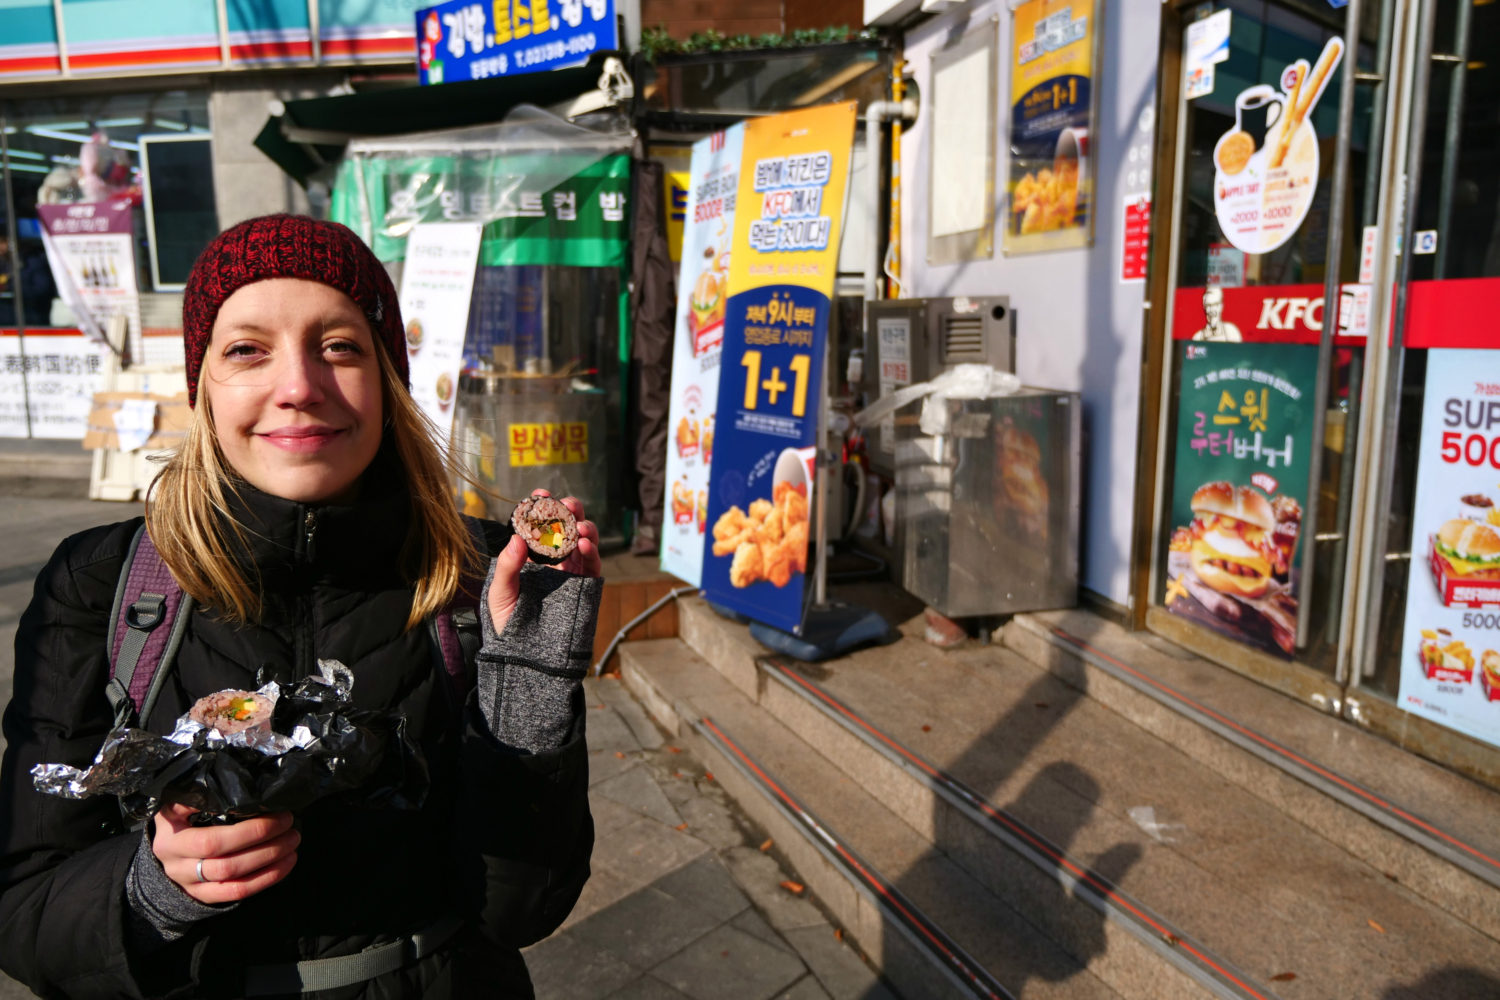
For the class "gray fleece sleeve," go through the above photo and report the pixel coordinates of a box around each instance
[124,829,235,950]
[476,561,604,754]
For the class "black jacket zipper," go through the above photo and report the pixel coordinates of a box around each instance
[299,508,318,679]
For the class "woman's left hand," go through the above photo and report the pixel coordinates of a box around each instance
[488,491,601,634]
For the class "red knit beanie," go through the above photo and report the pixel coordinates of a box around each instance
[181,214,407,406]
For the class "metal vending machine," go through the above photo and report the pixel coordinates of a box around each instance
[896,388,1080,617]
[863,296,1080,618]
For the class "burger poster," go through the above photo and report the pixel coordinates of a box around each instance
[397,222,483,441]
[660,125,744,587]
[1004,0,1098,255]
[701,102,857,633]
[1397,349,1500,749]
[1164,342,1316,657]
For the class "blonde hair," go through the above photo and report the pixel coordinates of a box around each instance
[146,343,482,631]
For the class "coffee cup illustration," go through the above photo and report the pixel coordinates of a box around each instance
[1235,85,1283,151]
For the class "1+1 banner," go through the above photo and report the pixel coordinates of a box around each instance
[700,102,857,633]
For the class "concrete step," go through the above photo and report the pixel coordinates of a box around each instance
[753,639,1500,999]
[671,597,1500,1000]
[620,636,1126,1000]
[1003,610,1500,945]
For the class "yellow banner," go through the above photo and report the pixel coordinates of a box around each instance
[664,168,691,263]
[508,421,588,466]
[727,101,858,300]
[1005,0,1097,254]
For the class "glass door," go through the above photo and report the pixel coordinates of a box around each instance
[1352,0,1500,784]
[1147,0,1387,697]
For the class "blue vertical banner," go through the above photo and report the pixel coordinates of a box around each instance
[416,0,617,84]
[701,103,858,633]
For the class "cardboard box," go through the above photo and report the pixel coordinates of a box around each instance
[1422,656,1474,685]
[82,391,191,452]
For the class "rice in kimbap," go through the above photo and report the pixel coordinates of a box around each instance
[511,495,578,564]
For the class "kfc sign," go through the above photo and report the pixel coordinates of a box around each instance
[1173,284,1366,343]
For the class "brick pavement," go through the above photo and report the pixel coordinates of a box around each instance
[524,676,898,1000]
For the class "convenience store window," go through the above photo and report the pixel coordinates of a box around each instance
[1,90,212,337]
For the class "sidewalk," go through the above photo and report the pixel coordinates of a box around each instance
[0,437,91,497]
[524,675,898,1000]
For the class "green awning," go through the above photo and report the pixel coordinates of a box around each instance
[254,56,616,186]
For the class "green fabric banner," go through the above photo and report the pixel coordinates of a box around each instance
[331,153,630,269]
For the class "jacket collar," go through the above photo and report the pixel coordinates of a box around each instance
[221,446,413,588]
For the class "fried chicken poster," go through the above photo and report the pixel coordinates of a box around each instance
[661,125,743,587]
[711,480,811,589]
[700,103,856,633]
[1164,342,1316,658]
[1004,0,1099,254]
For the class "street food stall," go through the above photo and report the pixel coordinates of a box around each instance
[328,109,634,537]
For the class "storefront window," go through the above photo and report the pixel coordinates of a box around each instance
[1,89,211,437]
[1370,3,1500,725]
[2,90,211,329]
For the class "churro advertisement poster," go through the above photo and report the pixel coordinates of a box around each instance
[661,124,743,587]
[1164,342,1316,659]
[1211,38,1342,255]
[701,102,856,633]
[1397,350,1500,749]
[1004,0,1098,255]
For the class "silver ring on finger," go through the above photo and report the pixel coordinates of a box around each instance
[195,858,207,883]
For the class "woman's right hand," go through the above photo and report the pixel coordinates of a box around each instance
[150,802,300,904]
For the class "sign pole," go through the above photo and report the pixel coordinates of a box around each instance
[0,109,32,436]
[812,332,830,610]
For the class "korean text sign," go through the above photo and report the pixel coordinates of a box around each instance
[1005,0,1097,254]
[0,331,110,439]
[416,0,617,84]
[700,103,857,633]
[1163,342,1315,659]
[1397,350,1500,750]
[661,125,744,587]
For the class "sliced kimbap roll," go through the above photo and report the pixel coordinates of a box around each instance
[511,495,579,565]
[189,690,272,737]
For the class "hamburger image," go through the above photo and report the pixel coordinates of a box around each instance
[687,265,725,354]
[1186,481,1277,599]
[1432,519,1500,579]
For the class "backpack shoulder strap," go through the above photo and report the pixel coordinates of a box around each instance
[429,515,491,705]
[106,524,194,729]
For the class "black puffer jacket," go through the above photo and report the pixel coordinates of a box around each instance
[0,469,593,999]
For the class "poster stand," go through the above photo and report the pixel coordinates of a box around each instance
[747,338,892,661]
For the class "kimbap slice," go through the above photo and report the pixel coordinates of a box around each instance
[189,689,273,737]
[512,495,579,565]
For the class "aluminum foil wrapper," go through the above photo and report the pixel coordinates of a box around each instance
[31,659,428,822]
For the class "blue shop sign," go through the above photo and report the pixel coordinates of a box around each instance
[416,0,616,84]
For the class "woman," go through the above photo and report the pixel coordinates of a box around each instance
[0,215,601,998]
